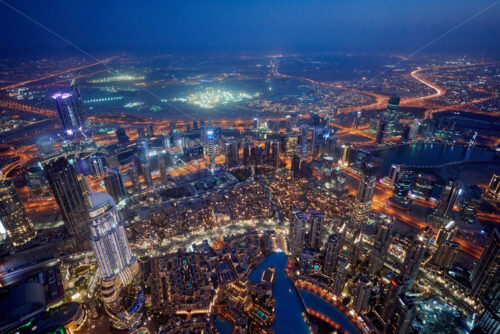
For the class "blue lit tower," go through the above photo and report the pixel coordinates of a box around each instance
[88,192,141,328]
[392,166,413,207]
[52,89,87,136]
[206,129,216,171]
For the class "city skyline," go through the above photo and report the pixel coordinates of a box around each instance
[0,1,499,334]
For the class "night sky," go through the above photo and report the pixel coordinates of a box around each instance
[0,0,499,55]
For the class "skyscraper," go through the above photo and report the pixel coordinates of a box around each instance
[291,154,301,178]
[88,192,141,324]
[383,96,400,140]
[115,127,129,145]
[435,220,457,246]
[70,79,87,128]
[323,232,345,276]
[224,140,239,168]
[352,163,376,233]
[141,161,153,187]
[0,171,36,246]
[332,257,349,296]
[474,284,500,334]
[386,294,416,334]
[382,275,408,318]
[469,229,500,297]
[434,178,461,219]
[460,185,481,224]
[401,235,427,286]
[353,276,372,314]
[368,218,393,274]
[271,141,280,168]
[52,86,87,136]
[104,168,127,202]
[392,166,413,206]
[375,117,386,145]
[128,163,140,193]
[44,157,90,244]
[147,124,155,138]
[308,210,325,250]
[486,173,500,201]
[289,210,306,258]
[206,129,216,171]
[432,240,460,268]
[159,155,168,184]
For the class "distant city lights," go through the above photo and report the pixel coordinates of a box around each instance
[165,88,259,109]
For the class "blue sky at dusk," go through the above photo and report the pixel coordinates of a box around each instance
[0,0,499,55]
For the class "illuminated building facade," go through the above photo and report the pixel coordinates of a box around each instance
[289,210,306,258]
[486,173,500,201]
[323,232,345,276]
[352,163,376,233]
[367,218,393,274]
[432,240,459,268]
[434,178,461,219]
[104,168,127,202]
[383,96,401,139]
[392,166,413,206]
[88,192,141,328]
[206,129,216,171]
[44,157,90,244]
[0,172,36,246]
[308,210,325,250]
[401,235,427,286]
[469,229,500,298]
[52,89,87,136]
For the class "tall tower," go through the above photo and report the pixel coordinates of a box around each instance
[434,178,461,219]
[289,211,306,258]
[224,140,238,168]
[128,164,140,193]
[44,157,90,243]
[383,96,400,139]
[141,161,153,187]
[88,193,141,325]
[206,129,216,171]
[386,294,416,334]
[474,284,500,334]
[70,80,88,128]
[159,156,168,184]
[52,90,87,135]
[0,171,36,246]
[115,127,130,145]
[382,275,408,319]
[353,276,372,314]
[367,218,393,274]
[323,232,345,276]
[469,229,500,297]
[332,257,349,296]
[432,240,459,269]
[435,220,457,246]
[401,235,427,286]
[271,141,280,168]
[352,163,376,234]
[308,210,325,250]
[392,166,413,206]
[104,168,127,202]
